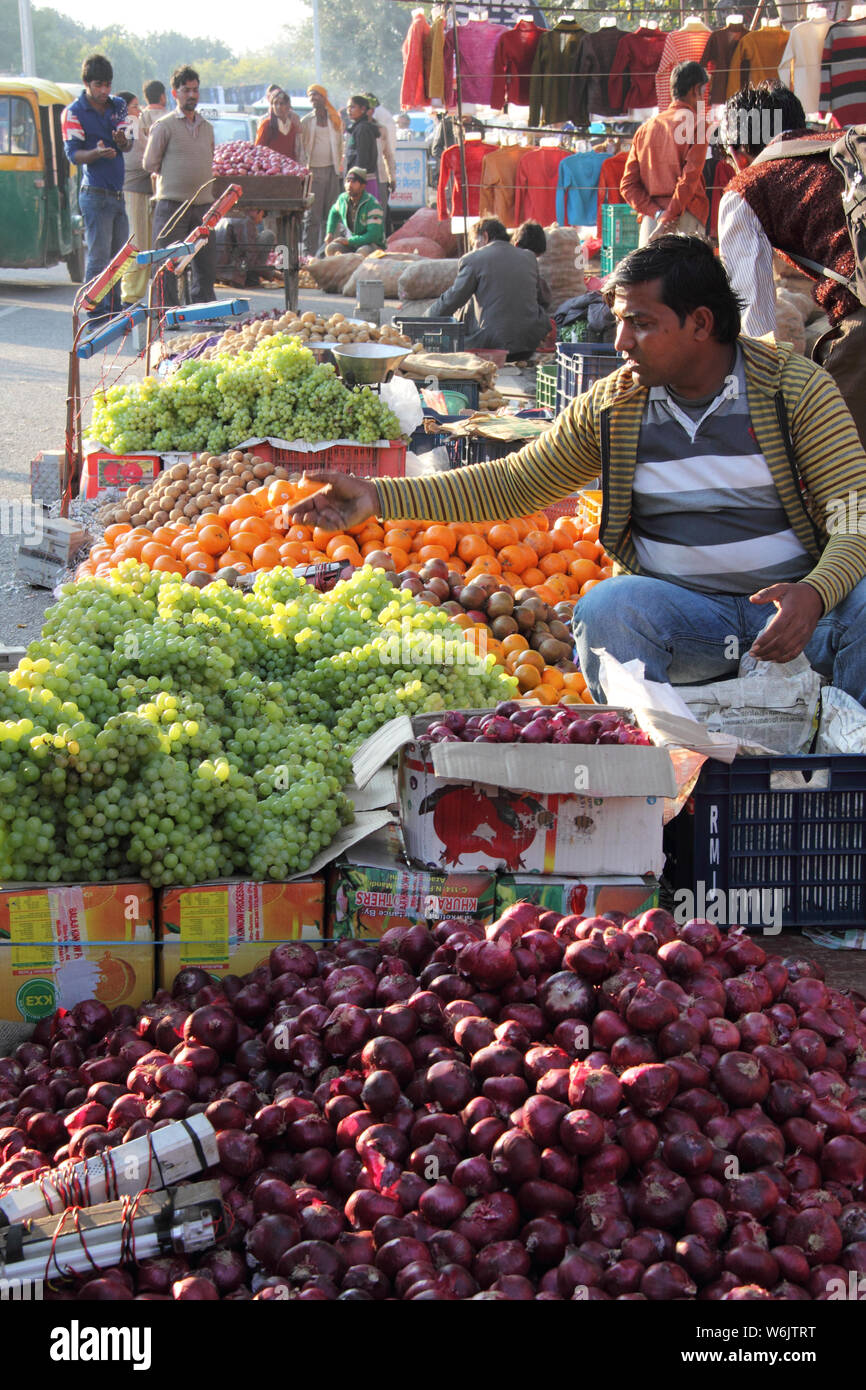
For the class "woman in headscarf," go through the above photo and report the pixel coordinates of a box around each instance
[343,94,380,203]
[255,86,301,160]
[299,84,344,256]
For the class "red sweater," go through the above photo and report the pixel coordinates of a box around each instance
[514,146,569,227]
[490,22,544,109]
[437,140,497,218]
[596,150,629,237]
[731,130,859,326]
[609,28,667,112]
[255,116,299,160]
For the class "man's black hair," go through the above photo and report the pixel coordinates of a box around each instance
[476,217,509,243]
[172,66,200,91]
[723,80,806,157]
[117,91,136,107]
[604,234,743,345]
[143,79,165,104]
[513,220,547,256]
[82,54,113,85]
[671,60,708,101]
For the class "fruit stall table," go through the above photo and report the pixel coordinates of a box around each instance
[212,174,310,313]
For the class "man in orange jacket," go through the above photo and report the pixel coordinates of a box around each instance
[620,60,710,246]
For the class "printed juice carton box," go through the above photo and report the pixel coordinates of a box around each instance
[495,874,659,919]
[327,846,496,939]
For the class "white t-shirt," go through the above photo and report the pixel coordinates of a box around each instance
[309,122,333,168]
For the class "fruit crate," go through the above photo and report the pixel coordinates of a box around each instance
[246,440,406,476]
[81,449,167,500]
[458,435,518,467]
[555,342,621,414]
[542,487,603,526]
[536,362,557,410]
[392,316,465,352]
[675,755,866,929]
[409,417,463,466]
[602,202,639,250]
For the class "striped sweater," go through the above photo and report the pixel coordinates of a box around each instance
[374,337,866,613]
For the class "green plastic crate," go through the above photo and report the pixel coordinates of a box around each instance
[536,362,557,409]
[602,203,639,249]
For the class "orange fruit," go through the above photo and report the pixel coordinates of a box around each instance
[103,523,131,547]
[325,534,354,558]
[533,683,558,704]
[383,527,413,551]
[580,688,595,704]
[195,512,222,533]
[385,546,410,571]
[539,552,567,576]
[517,665,542,691]
[285,524,312,544]
[599,566,613,580]
[458,534,492,564]
[583,523,600,542]
[153,555,186,574]
[449,556,467,574]
[542,667,565,691]
[196,524,230,554]
[533,585,561,604]
[465,555,502,577]
[573,538,602,561]
[231,530,263,556]
[227,495,258,521]
[182,550,216,573]
[501,633,529,656]
[501,570,525,589]
[417,543,450,563]
[544,574,572,600]
[515,650,545,672]
[522,566,545,588]
[267,479,293,508]
[89,545,113,564]
[563,672,587,693]
[278,542,308,563]
[357,522,384,542]
[229,515,270,543]
[251,542,282,570]
[487,522,519,550]
[579,579,603,596]
[569,558,601,586]
[217,548,251,569]
[331,544,363,564]
[524,529,555,557]
[140,541,171,566]
[423,524,457,553]
[497,544,534,575]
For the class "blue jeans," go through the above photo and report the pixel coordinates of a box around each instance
[573,574,866,707]
[79,186,129,319]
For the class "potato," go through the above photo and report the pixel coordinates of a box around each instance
[300,311,317,325]
[252,462,271,478]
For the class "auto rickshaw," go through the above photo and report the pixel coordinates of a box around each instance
[0,77,84,281]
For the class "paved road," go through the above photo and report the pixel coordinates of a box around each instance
[0,267,347,649]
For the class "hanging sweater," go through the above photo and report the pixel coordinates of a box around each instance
[701,24,747,106]
[437,140,497,219]
[555,149,608,228]
[444,20,509,106]
[609,28,667,114]
[569,27,627,121]
[596,150,629,236]
[401,12,431,110]
[491,21,544,110]
[514,146,569,227]
[427,16,446,105]
[479,144,525,227]
[819,20,866,126]
[727,28,790,99]
[654,24,710,110]
[529,22,586,127]
[778,18,831,116]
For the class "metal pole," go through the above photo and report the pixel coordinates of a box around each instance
[313,0,323,83]
[449,0,471,250]
[18,0,35,74]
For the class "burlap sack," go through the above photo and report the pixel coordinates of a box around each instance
[389,207,457,254]
[539,226,586,311]
[388,236,445,260]
[774,292,807,356]
[306,253,366,293]
[343,259,417,299]
[398,258,459,301]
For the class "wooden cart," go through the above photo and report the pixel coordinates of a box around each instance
[212,173,311,311]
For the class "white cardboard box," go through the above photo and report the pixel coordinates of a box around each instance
[353,712,677,877]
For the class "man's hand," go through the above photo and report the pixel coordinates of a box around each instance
[96,141,117,160]
[748,582,824,664]
[285,471,380,532]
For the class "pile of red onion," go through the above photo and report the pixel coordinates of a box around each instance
[2,905,866,1301]
[213,142,308,178]
[424,705,652,746]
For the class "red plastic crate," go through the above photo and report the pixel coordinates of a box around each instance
[247,441,406,476]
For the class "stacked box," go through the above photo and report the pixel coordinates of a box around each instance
[0,883,155,1022]
[327,847,496,940]
[496,874,659,919]
[157,878,326,988]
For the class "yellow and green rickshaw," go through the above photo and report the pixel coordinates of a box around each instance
[0,76,84,280]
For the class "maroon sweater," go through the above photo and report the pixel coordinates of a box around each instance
[730,129,858,327]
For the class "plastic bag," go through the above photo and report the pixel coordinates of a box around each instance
[379,374,423,435]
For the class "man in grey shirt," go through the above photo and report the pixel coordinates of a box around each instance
[144,65,216,307]
[427,218,552,355]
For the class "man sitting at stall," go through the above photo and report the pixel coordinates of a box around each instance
[426,217,553,357]
[214,207,277,287]
[323,167,385,255]
[285,235,866,707]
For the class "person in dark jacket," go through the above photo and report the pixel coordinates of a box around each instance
[344,95,381,203]
[428,217,552,356]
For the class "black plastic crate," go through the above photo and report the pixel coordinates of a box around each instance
[393,316,465,352]
[680,755,866,929]
[458,435,518,466]
[409,415,463,466]
[555,342,621,415]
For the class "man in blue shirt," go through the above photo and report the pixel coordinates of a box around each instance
[62,53,132,319]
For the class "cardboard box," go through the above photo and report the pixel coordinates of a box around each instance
[0,646,25,673]
[496,874,659,919]
[81,450,164,500]
[157,878,326,987]
[30,449,64,504]
[16,549,70,589]
[0,882,156,1022]
[354,713,676,878]
[327,848,496,940]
